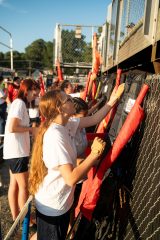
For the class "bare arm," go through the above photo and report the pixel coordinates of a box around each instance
[77,157,85,165]
[79,83,125,129]
[59,153,98,187]
[9,118,32,133]
[59,137,106,187]
[88,97,105,115]
[79,98,115,129]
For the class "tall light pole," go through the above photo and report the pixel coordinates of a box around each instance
[0,26,13,70]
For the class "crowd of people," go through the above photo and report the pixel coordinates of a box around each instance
[0,75,124,240]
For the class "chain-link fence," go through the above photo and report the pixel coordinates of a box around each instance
[72,72,160,240]
[119,74,160,240]
[109,0,119,59]
[120,0,145,42]
[104,0,146,68]
[55,24,100,66]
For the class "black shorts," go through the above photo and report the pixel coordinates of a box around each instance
[7,157,29,173]
[30,117,40,124]
[36,209,71,240]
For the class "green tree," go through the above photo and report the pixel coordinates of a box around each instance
[25,39,47,69]
[0,52,5,67]
[0,52,4,61]
[82,42,92,63]
[13,51,27,70]
[43,41,54,69]
[2,51,11,68]
[61,30,91,63]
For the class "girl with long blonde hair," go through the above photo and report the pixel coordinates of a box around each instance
[29,86,124,240]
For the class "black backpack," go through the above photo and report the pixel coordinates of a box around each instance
[108,71,146,143]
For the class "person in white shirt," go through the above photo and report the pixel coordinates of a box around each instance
[29,85,124,240]
[28,81,41,127]
[60,80,74,94]
[67,97,89,238]
[3,79,37,221]
[60,80,83,98]
[0,76,7,143]
[72,97,89,158]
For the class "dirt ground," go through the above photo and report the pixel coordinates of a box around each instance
[0,158,12,239]
[0,151,36,240]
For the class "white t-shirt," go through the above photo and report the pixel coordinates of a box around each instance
[0,89,5,105]
[28,108,39,118]
[35,118,80,216]
[69,92,81,98]
[28,97,40,118]
[3,99,30,159]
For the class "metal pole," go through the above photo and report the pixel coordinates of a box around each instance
[10,35,13,70]
[0,26,13,70]
[54,24,59,66]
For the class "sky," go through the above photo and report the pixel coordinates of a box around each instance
[0,0,111,53]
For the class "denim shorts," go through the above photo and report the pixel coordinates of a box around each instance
[7,157,29,173]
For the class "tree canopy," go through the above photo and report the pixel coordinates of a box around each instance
[0,39,54,73]
[0,31,93,75]
[61,30,92,63]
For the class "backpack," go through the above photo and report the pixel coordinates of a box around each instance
[108,71,146,143]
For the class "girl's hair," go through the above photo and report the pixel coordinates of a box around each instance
[30,81,41,108]
[48,82,60,91]
[73,97,88,114]
[60,80,70,91]
[75,84,85,93]
[17,79,36,104]
[29,90,64,195]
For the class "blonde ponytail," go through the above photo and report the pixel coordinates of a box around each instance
[28,90,64,195]
[29,120,51,195]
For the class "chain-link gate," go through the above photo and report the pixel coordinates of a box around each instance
[54,24,100,76]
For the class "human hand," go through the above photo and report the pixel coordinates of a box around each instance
[91,137,106,157]
[30,127,39,139]
[90,73,97,81]
[108,83,125,106]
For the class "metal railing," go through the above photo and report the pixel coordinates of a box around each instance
[4,196,33,240]
[0,26,13,70]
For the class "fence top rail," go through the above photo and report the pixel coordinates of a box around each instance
[60,24,101,28]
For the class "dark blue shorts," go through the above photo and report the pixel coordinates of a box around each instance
[36,209,71,240]
[7,157,29,173]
